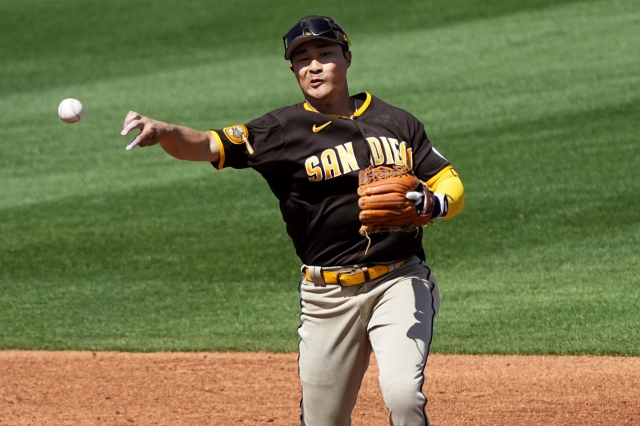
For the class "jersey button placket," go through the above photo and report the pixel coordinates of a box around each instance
[349,118,375,168]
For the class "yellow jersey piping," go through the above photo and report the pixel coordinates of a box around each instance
[353,92,372,117]
[209,130,226,170]
[302,92,372,118]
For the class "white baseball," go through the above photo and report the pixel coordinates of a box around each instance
[58,98,84,123]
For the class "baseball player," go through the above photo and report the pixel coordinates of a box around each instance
[121,15,464,426]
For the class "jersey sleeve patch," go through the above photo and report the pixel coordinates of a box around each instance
[223,124,249,144]
[222,124,254,155]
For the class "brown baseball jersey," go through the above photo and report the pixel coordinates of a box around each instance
[210,92,449,267]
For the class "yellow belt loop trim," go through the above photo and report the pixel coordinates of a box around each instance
[303,260,406,286]
[368,265,387,280]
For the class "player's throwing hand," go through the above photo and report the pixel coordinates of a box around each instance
[121,111,166,151]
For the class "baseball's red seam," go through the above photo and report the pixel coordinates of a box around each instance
[71,101,79,121]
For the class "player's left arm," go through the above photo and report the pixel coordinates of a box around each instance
[424,165,464,220]
[406,117,464,220]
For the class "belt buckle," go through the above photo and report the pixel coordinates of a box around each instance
[336,266,368,286]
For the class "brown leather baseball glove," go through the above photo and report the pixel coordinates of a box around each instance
[357,165,435,235]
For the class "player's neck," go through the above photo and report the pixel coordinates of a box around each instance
[304,93,355,117]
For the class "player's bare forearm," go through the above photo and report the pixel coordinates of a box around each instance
[158,125,219,162]
[121,111,220,162]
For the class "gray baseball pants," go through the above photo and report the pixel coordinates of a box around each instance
[298,256,440,426]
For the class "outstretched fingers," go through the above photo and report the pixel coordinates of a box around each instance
[121,112,156,150]
[123,111,141,129]
[122,119,144,137]
[124,122,149,151]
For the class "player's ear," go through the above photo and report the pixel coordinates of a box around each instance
[289,62,294,73]
[344,51,352,68]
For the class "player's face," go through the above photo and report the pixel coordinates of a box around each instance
[290,40,351,104]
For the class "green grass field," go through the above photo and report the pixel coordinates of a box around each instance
[1,0,638,354]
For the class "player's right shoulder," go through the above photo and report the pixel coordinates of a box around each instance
[255,103,309,128]
[249,104,295,124]
[268,104,304,118]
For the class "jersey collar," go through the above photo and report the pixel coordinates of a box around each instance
[303,92,372,118]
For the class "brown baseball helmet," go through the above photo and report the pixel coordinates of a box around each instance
[283,15,351,60]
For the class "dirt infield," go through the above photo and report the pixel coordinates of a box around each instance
[1,352,638,425]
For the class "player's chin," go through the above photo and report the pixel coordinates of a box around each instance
[304,84,334,101]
